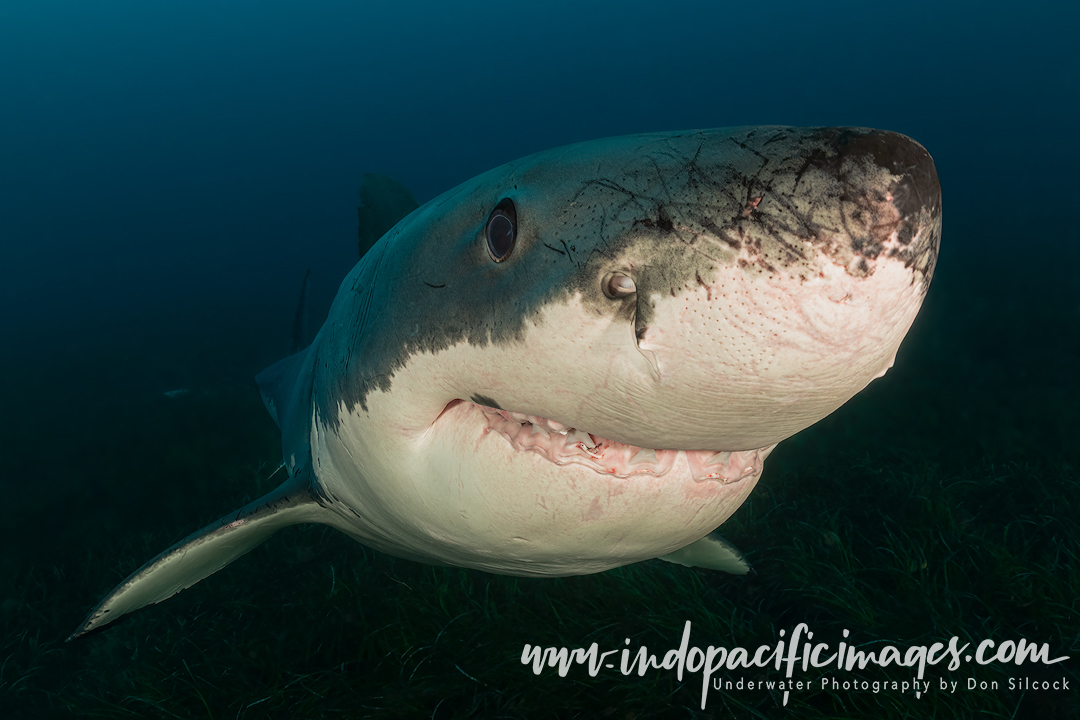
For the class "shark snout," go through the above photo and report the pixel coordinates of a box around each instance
[593,127,942,450]
[808,127,942,281]
[837,129,941,218]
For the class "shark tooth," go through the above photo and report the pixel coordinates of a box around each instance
[566,429,595,450]
[705,451,732,466]
[545,418,568,433]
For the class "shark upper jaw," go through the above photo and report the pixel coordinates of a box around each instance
[437,398,776,483]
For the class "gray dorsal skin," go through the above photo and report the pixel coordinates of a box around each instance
[357,172,419,258]
[70,126,941,639]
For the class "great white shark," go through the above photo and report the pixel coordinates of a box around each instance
[70,126,940,639]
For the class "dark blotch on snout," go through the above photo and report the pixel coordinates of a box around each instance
[822,127,942,227]
[801,127,942,280]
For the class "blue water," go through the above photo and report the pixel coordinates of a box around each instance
[2,0,1075,358]
[2,2,1078,716]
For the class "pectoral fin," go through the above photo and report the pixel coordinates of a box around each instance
[658,532,751,574]
[68,465,326,640]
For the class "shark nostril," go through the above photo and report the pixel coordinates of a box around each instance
[603,272,636,299]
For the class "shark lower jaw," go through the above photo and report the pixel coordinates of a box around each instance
[453,400,774,483]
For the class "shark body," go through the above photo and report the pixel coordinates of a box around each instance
[71,126,940,638]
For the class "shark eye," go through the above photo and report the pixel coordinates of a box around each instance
[485,199,517,262]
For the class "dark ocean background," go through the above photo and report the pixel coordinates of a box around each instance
[2,1,1077,717]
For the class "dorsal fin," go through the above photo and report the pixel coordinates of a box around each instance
[68,465,329,639]
[357,173,418,258]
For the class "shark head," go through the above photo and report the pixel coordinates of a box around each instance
[71,126,940,638]
[309,125,940,575]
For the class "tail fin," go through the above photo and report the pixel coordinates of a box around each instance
[68,464,328,640]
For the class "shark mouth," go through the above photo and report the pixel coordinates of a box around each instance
[475,403,776,483]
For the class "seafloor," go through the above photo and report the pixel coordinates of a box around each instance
[2,237,1077,719]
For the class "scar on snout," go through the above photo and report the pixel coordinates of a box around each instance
[740,196,763,218]
[695,271,713,301]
